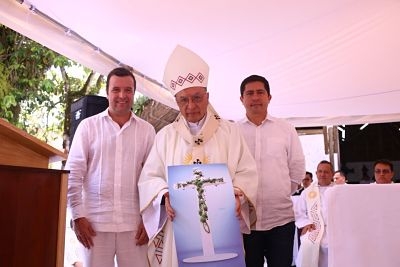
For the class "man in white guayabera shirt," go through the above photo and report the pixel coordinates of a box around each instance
[66,67,156,267]
[237,74,305,267]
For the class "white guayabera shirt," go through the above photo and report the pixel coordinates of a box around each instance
[66,109,155,232]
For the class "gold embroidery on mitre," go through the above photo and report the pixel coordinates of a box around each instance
[182,152,210,165]
[308,191,317,199]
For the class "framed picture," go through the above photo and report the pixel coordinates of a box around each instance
[168,163,245,267]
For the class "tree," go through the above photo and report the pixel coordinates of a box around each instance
[0,25,103,143]
[1,24,179,147]
[1,24,66,125]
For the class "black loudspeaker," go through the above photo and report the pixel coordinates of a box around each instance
[70,95,108,144]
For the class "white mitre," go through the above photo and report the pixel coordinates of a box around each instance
[163,45,209,95]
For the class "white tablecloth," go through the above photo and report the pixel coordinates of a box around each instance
[327,184,400,267]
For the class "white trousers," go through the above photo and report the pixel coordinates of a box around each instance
[80,231,149,267]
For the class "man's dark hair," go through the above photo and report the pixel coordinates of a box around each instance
[240,74,270,96]
[106,67,136,93]
[306,171,313,178]
[373,159,393,172]
[334,170,347,177]
[317,160,334,172]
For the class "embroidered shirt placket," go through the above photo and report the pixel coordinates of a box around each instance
[114,127,124,224]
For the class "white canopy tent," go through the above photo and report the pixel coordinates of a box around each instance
[1,0,399,127]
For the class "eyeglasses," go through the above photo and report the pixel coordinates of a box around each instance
[175,92,207,106]
[374,169,391,174]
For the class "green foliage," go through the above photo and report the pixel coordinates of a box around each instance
[0,63,10,97]
[0,24,64,124]
[0,63,14,116]
[0,25,104,144]
[133,94,149,116]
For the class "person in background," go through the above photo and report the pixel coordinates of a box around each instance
[237,74,305,267]
[292,184,304,196]
[138,45,258,267]
[294,172,314,196]
[294,160,335,267]
[333,170,347,185]
[373,159,394,184]
[302,171,313,189]
[65,67,156,267]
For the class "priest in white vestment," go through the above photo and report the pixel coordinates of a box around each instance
[294,160,335,267]
[138,45,259,267]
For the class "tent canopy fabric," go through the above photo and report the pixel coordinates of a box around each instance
[1,0,399,127]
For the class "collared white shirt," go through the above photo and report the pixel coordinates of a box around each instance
[66,109,155,232]
[187,113,207,135]
[237,115,305,230]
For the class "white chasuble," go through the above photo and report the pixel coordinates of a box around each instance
[138,105,258,267]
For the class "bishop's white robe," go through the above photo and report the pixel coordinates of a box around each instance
[138,105,258,267]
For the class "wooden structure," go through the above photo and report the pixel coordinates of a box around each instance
[0,119,68,267]
[0,119,66,168]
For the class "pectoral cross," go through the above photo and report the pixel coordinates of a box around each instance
[174,167,237,263]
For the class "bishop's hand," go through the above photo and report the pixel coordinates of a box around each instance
[164,192,176,221]
[300,223,316,236]
[234,189,243,218]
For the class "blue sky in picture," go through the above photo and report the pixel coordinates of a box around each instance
[168,163,245,267]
